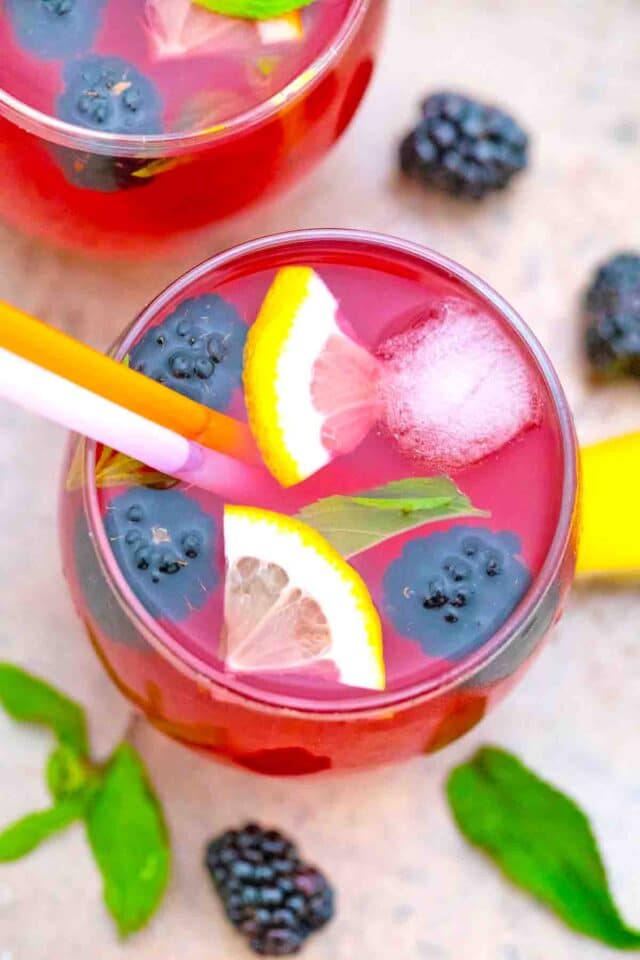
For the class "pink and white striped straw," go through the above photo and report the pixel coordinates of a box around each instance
[0,347,267,501]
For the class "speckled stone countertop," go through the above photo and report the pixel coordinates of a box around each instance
[1,2,639,957]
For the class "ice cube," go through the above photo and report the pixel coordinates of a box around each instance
[376,299,541,470]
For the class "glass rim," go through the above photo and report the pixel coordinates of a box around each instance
[82,227,579,717]
[0,0,369,158]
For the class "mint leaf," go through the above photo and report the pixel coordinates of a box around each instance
[86,743,170,937]
[0,663,88,756]
[193,0,314,20]
[0,664,170,935]
[46,744,94,802]
[297,477,487,558]
[94,447,178,490]
[447,746,640,949]
[0,796,88,862]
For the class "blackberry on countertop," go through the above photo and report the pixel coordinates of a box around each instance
[205,823,334,955]
[584,252,640,379]
[400,92,529,199]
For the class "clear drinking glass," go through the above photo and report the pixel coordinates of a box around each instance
[59,229,579,775]
[0,1,385,255]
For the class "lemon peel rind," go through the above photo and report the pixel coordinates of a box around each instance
[243,266,341,487]
[243,266,313,486]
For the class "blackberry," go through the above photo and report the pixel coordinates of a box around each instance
[6,0,107,60]
[399,92,529,199]
[73,511,147,650]
[584,252,640,379]
[383,525,531,660]
[465,579,560,689]
[103,486,219,621]
[205,824,334,956]
[55,56,163,192]
[129,295,247,412]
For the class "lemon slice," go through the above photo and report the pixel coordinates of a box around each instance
[577,432,640,577]
[243,266,381,487]
[222,505,385,690]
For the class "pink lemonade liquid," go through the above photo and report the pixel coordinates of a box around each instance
[60,233,578,774]
[0,0,384,253]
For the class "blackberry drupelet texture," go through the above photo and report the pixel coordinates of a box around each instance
[400,92,529,199]
[6,0,107,60]
[104,486,219,621]
[205,823,334,956]
[56,55,163,191]
[129,295,247,412]
[383,525,531,660]
[584,252,640,379]
[73,511,147,649]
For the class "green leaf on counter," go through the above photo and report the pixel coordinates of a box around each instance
[1,664,170,936]
[193,0,314,19]
[0,796,88,862]
[297,476,487,558]
[46,744,94,802]
[86,743,170,937]
[447,746,640,950]
[0,663,88,756]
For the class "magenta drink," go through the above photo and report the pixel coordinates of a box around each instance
[60,231,578,774]
[0,1,385,253]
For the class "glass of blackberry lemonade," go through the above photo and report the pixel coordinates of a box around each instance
[0,1,384,255]
[59,230,578,775]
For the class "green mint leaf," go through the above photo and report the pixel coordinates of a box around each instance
[46,744,95,802]
[297,477,487,558]
[0,663,88,756]
[0,796,88,862]
[86,743,170,937]
[447,746,640,950]
[193,0,314,20]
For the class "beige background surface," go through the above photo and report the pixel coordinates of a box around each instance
[1,2,639,957]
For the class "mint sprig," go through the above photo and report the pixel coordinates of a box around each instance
[0,796,89,862]
[87,744,169,937]
[0,663,88,756]
[193,0,314,20]
[447,746,640,950]
[297,476,488,558]
[66,442,178,492]
[0,663,169,937]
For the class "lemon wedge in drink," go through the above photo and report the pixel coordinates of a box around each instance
[222,505,385,690]
[243,266,381,487]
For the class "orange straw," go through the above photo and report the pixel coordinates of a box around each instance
[1,302,260,466]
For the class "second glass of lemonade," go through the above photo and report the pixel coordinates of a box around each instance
[0,1,385,254]
[60,230,578,775]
